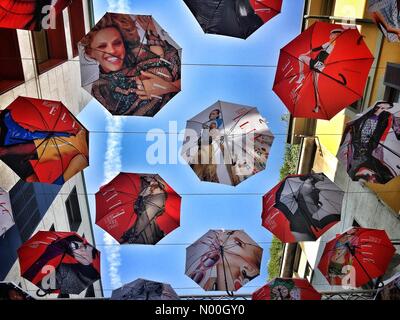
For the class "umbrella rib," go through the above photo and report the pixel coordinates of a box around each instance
[21,98,51,131]
[125,173,141,196]
[204,0,224,33]
[216,101,237,168]
[52,135,88,162]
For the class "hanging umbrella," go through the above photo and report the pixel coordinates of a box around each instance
[337,101,400,184]
[0,96,89,185]
[375,272,400,300]
[185,230,263,293]
[111,278,180,300]
[273,22,374,120]
[0,187,14,237]
[96,173,181,245]
[252,278,321,300]
[262,173,344,243]
[78,12,182,116]
[183,0,282,39]
[0,282,34,300]
[181,101,274,186]
[317,228,395,288]
[0,0,71,30]
[18,231,101,295]
[368,0,400,42]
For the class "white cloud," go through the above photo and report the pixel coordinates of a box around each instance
[107,0,132,13]
[102,114,125,289]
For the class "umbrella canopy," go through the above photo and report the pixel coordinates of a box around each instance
[185,229,263,292]
[262,173,344,243]
[78,12,182,116]
[111,278,180,300]
[318,228,395,288]
[0,282,34,300]
[0,187,14,237]
[183,0,282,39]
[252,278,321,300]
[18,231,101,295]
[0,0,71,30]
[0,96,89,185]
[181,101,274,186]
[375,272,400,300]
[96,173,181,245]
[368,0,400,42]
[337,101,400,184]
[273,22,374,120]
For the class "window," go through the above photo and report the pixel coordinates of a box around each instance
[0,29,24,94]
[352,219,361,227]
[85,284,95,298]
[68,0,86,57]
[292,245,302,274]
[304,261,313,282]
[49,224,56,232]
[65,187,82,232]
[32,12,68,74]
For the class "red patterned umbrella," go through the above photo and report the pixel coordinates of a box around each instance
[0,0,71,30]
[318,228,395,288]
[273,22,374,120]
[18,231,101,295]
[0,97,89,185]
[252,278,321,300]
[96,173,181,245]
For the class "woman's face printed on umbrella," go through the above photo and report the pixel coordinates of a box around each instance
[209,109,220,120]
[70,241,94,266]
[374,102,393,115]
[88,27,126,73]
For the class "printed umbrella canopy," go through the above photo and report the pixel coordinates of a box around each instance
[0,282,34,300]
[183,0,282,39]
[96,173,181,245]
[368,0,400,42]
[185,230,263,293]
[0,96,89,185]
[181,101,274,186]
[111,278,180,300]
[317,228,395,288]
[337,101,400,184]
[273,22,374,120]
[18,231,101,295]
[78,12,182,116]
[375,272,400,300]
[262,173,344,243]
[0,0,71,30]
[0,187,14,237]
[252,278,321,300]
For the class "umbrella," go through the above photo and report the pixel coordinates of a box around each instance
[18,231,101,295]
[96,173,181,245]
[0,0,71,30]
[111,278,180,300]
[0,96,89,185]
[78,12,182,116]
[0,187,14,237]
[181,101,274,186]
[337,101,400,184]
[183,0,282,39]
[273,22,374,120]
[317,227,395,288]
[375,272,400,300]
[262,173,344,243]
[185,229,263,293]
[368,0,400,42]
[252,278,321,300]
[0,282,34,300]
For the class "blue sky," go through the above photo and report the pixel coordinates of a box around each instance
[78,0,305,297]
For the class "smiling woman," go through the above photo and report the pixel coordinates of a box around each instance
[79,12,182,117]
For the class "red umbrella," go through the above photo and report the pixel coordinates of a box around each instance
[262,173,344,243]
[318,228,395,288]
[18,231,101,295]
[0,0,71,30]
[96,173,181,245]
[273,22,374,120]
[252,278,321,300]
[0,96,89,185]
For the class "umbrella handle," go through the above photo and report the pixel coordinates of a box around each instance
[36,288,50,297]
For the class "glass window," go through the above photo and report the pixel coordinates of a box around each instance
[65,187,82,232]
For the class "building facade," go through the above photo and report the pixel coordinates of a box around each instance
[281,0,400,294]
[0,0,103,298]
